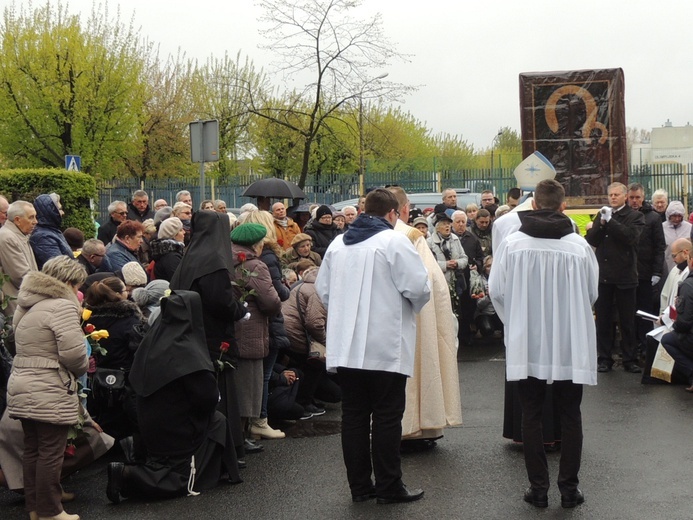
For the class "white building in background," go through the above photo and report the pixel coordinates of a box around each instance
[631,120,693,168]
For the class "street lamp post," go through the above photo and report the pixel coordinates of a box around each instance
[358,73,389,196]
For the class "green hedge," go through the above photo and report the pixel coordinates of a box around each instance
[0,169,97,238]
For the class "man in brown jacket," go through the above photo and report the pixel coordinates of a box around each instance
[272,202,301,250]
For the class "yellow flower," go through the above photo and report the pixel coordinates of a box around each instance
[89,330,110,341]
[81,308,92,321]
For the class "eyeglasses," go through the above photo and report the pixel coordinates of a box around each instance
[672,250,686,258]
[115,211,128,216]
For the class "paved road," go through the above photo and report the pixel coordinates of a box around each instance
[3,341,692,519]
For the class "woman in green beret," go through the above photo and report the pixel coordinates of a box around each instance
[230,223,282,443]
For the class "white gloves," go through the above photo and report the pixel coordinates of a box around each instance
[651,275,661,286]
[600,206,612,223]
[241,312,251,322]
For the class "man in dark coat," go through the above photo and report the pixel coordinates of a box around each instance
[77,238,112,275]
[98,201,128,245]
[628,183,666,352]
[126,190,155,223]
[29,193,73,269]
[471,209,493,257]
[586,182,645,373]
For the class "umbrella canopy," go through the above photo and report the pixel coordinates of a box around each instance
[241,178,307,199]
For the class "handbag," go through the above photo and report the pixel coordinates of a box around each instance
[91,367,127,408]
[295,283,326,363]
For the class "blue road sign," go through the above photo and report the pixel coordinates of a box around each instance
[65,155,81,172]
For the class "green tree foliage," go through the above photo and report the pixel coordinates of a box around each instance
[360,106,435,173]
[249,0,411,188]
[191,52,266,178]
[432,132,477,172]
[122,48,195,182]
[0,168,96,237]
[0,2,145,175]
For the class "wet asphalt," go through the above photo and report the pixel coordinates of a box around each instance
[2,339,692,520]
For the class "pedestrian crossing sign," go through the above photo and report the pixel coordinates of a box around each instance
[65,155,81,172]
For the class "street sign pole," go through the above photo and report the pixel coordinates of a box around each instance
[189,119,220,204]
[199,119,206,201]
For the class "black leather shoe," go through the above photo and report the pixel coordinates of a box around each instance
[376,485,424,504]
[106,462,124,504]
[623,363,642,374]
[523,487,548,508]
[244,438,264,454]
[352,487,376,502]
[561,489,585,508]
[597,362,611,373]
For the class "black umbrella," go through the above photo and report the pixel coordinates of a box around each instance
[241,178,307,199]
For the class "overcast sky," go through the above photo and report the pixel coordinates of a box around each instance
[4,0,692,150]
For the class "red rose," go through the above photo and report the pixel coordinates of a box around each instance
[237,252,247,263]
[84,323,95,334]
[220,341,230,353]
[64,444,76,457]
[278,238,284,246]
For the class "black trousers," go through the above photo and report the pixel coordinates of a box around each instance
[517,378,583,495]
[635,278,656,351]
[661,332,693,385]
[595,283,638,366]
[337,368,406,497]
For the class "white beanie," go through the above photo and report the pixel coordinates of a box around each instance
[158,216,183,240]
[121,262,147,287]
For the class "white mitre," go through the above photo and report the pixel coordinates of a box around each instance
[513,151,556,191]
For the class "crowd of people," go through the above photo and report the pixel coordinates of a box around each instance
[1,173,693,516]
[0,185,460,517]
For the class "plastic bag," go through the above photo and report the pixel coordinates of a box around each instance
[469,269,485,299]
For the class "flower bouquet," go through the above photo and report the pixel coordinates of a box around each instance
[232,252,257,303]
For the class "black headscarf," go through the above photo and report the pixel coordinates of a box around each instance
[169,210,235,290]
[129,290,213,397]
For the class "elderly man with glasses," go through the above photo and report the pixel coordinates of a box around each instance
[98,201,129,245]
[77,238,111,275]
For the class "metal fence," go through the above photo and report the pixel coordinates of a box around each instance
[95,163,693,221]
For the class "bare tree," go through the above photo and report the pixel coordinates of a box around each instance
[248,0,412,188]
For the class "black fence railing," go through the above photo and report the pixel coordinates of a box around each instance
[95,163,693,221]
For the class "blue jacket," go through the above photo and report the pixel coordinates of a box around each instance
[105,239,139,272]
[29,194,73,269]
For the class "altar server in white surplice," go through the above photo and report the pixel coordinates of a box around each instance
[489,179,598,509]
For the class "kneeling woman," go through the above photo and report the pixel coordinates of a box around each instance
[106,290,240,502]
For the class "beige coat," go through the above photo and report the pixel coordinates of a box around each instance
[282,267,326,353]
[0,220,38,317]
[395,220,463,438]
[6,271,88,425]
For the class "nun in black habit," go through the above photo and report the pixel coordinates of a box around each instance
[106,290,240,503]
[168,211,249,459]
